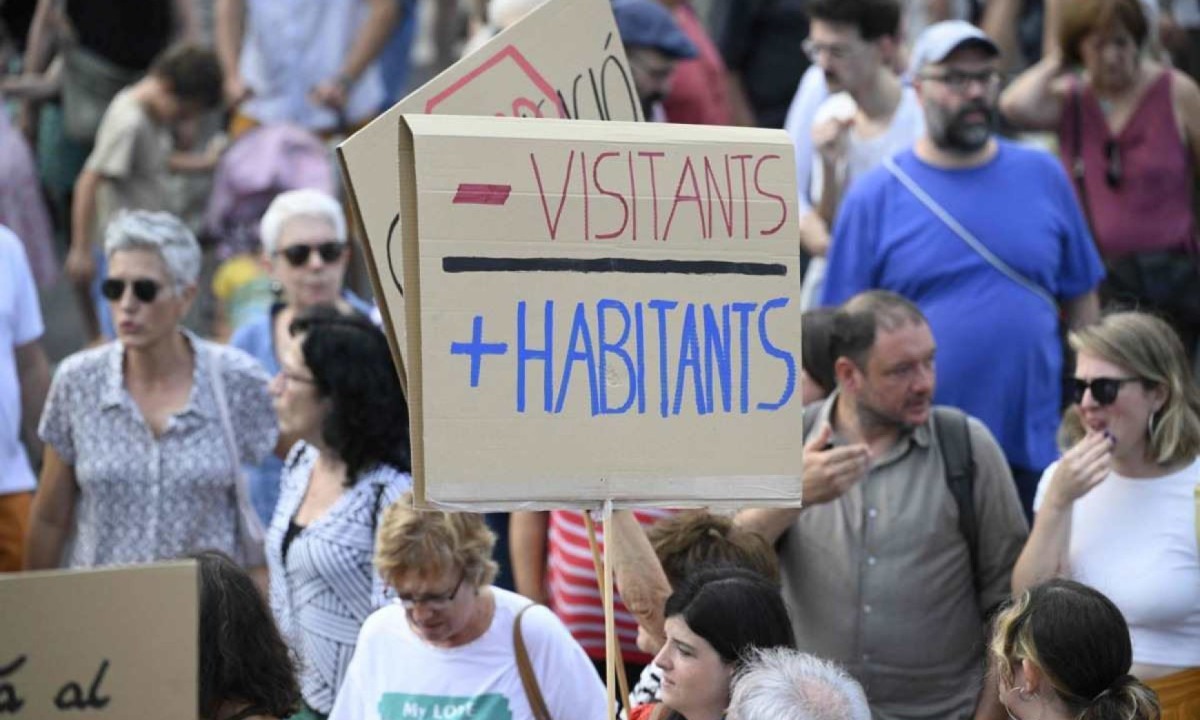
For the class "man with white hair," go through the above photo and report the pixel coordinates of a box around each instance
[728,648,871,720]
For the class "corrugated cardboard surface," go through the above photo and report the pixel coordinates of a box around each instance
[338,0,639,393]
[0,562,198,719]
[400,115,803,509]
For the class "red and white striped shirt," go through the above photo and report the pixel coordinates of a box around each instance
[547,509,677,664]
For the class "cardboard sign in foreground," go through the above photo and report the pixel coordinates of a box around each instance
[0,563,197,718]
[395,115,804,509]
[337,0,640,393]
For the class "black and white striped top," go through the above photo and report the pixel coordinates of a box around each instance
[265,442,411,714]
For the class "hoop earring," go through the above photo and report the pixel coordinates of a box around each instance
[1147,410,1159,444]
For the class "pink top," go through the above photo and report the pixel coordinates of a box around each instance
[1059,71,1195,259]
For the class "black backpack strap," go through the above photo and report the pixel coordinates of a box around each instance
[932,407,979,595]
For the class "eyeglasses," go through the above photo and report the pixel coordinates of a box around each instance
[100,278,163,303]
[275,241,347,268]
[1070,377,1139,406]
[397,572,465,610]
[802,39,858,61]
[920,69,1003,94]
[1104,139,1122,188]
[277,369,317,388]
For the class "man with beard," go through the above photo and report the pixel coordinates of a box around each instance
[611,0,697,121]
[739,290,1028,720]
[818,21,1105,519]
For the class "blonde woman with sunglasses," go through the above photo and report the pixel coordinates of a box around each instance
[27,210,279,570]
[1013,311,1200,718]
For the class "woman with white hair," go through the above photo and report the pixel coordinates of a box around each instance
[26,210,278,569]
[230,188,373,523]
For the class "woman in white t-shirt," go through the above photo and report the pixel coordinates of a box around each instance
[1013,311,1200,714]
[328,496,607,720]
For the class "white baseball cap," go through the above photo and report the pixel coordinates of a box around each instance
[907,20,999,80]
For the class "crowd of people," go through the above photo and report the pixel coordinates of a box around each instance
[2,0,1199,719]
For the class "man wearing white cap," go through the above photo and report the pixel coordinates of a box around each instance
[819,21,1105,520]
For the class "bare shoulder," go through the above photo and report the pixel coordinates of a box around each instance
[1170,68,1200,112]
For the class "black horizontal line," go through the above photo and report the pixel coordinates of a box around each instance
[442,257,788,276]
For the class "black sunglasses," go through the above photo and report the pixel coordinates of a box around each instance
[1071,377,1139,406]
[100,278,163,303]
[276,241,347,268]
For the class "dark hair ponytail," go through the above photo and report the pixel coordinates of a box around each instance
[1081,673,1160,720]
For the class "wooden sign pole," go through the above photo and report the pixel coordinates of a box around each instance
[583,507,633,714]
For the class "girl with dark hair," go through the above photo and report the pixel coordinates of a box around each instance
[630,567,796,720]
[265,306,411,719]
[197,550,301,720]
[990,579,1161,720]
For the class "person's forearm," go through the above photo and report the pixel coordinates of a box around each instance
[608,510,671,644]
[1011,504,1071,594]
[798,210,831,257]
[16,342,50,457]
[981,0,1023,70]
[70,170,100,253]
[510,511,549,602]
[735,507,801,546]
[1042,0,1065,60]
[214,0,246,82]
[815,157,843,226]
[338,0,399,84]
[23,0,58,75]
[168,150,219,174]
[998,53,1063,129]
[171,0,199,42]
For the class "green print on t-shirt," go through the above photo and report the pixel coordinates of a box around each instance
[378,693,512,720]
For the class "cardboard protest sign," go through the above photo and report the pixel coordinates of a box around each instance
[395,115,803,509]
[0,562,197,718]
[337,0,640,391]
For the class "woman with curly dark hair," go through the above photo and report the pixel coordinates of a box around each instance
[197,550,301,720]
[264,306,411,719]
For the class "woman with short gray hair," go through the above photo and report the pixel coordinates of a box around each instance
[26,210,279,569]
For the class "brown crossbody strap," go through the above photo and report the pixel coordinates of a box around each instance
[514,603,552,720]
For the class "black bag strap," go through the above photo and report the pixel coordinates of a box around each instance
[932,407,978,596]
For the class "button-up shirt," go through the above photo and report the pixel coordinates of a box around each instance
[39,332,277,567]
[237,0,385,131]
[779,393,1028,720]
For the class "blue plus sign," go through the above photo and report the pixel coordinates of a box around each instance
[450,315,509,388]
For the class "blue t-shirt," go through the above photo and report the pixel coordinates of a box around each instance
[820,141,1104,471]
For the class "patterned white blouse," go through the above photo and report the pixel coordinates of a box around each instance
[38,332,277,567]
[266,442,411,714]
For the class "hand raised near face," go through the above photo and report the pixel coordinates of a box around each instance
[1044,431,1114,510]
[803,423,871,506]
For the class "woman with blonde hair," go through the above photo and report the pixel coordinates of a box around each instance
[328,496,605,720]
[1013,311,1200,717]
[990,579,1160,720]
